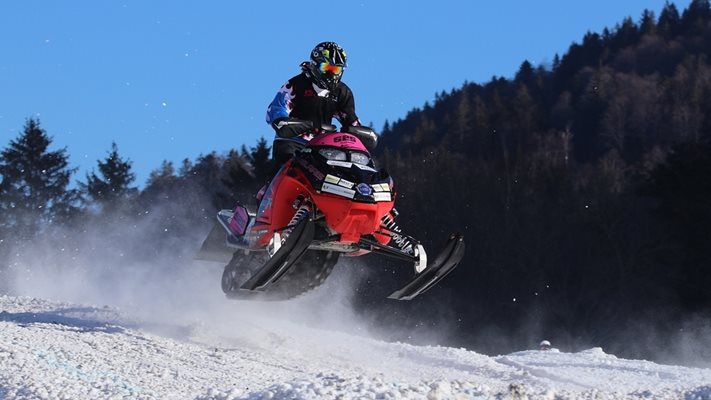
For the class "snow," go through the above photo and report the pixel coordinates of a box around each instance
[1,235,710,400]
[1,295,711,400]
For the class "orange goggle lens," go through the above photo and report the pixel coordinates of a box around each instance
[319,62,343,75]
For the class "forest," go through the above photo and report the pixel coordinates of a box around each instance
[1,0,711,362]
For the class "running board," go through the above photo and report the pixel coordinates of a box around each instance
[240,217,315,291]
[388,233,465,301]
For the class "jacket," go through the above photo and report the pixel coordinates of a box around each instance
[266,70,360,138]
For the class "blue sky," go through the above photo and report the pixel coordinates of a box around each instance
[0,1,680,186]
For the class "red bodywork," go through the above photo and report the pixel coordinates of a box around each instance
[251,133,394,255]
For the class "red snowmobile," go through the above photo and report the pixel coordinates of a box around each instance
[197,125,464,300]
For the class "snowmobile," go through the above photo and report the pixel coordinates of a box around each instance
[197,125,465,301]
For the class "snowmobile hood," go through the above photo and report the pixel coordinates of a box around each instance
[310,133,369,153]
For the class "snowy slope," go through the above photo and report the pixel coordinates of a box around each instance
[2,295,711,400]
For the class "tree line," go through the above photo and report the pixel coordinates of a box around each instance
[0,117,273,282]
[371,0,711,360]
[1,0,710,362]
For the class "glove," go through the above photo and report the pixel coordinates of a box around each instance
[272,118,313,138]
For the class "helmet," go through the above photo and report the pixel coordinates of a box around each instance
[306,42,347,91]
[539,340,551,350]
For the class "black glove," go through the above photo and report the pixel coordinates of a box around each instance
[272,118,313,138]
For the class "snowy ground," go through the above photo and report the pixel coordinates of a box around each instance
[1,234,711,400]
[2,293,711,400]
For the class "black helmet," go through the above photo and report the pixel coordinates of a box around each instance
[306,42,347,91]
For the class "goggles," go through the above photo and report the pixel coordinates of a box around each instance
[319,62,343,75]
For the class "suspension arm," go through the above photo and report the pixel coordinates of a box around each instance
[358,237,419,263]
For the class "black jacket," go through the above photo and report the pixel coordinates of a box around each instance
[266,70,360,138]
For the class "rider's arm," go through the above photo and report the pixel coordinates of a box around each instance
[334,83,361,128]
[334,83,377,149]
[266,81,314,138]
[272,118,313,138]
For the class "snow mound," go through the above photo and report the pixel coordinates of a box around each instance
[1,295,711,400]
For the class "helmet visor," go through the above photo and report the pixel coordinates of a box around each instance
[319,62,343,75]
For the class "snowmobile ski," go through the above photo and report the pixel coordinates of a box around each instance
[240,216,315,291]
[388,233,465,301]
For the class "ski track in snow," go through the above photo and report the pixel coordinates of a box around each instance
[1,295,711,400]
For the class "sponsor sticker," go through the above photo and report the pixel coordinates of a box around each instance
[325,174,340,184]
[338,178,355,188]
[327,160,353,168]
[372,183,390,192]
[373,192,392,202]
[356,183,373,196]
[321,182,355,199]
[354,163,377,172]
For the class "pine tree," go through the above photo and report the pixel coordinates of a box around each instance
[179,158,194,176]
[248,137,272,184]
[452,86,474,151]
[221,148,255,205]
[658,2,681,38]
[182,152,228,209]
[144,160,178,198]
[0,118,78,239]
[514,60,535,86]
[611,17,639,51]
[81,142,137,208]
[639,9,657,36]
[681,0,711,34]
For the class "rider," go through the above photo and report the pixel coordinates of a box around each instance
[265,41,372,167]
[227,42,376,238]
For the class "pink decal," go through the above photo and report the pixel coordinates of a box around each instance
[229,206,250,236]
[310,133,368,152]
